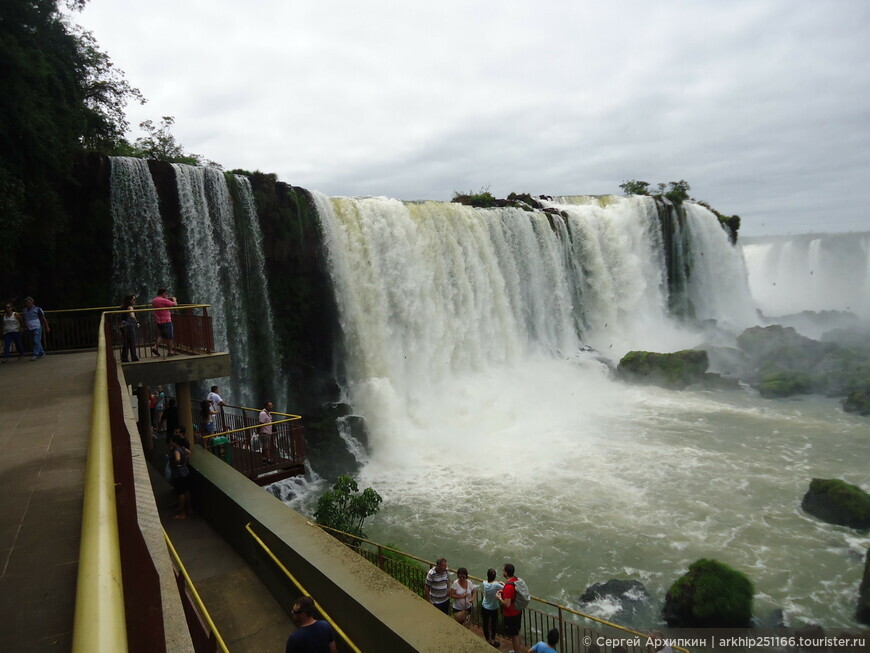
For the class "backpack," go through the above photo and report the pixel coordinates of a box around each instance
[507,578,531,611]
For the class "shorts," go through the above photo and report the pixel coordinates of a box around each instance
[504,613,521,636]
[171,474,191,495]
[432,600,450,614]
[202,422,215,435]
[158,322,174,339]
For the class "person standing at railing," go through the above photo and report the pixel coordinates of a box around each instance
[22,296,49,360]
[150,288,177,357]
[2,303,24,362]
[449,567,476,626]
[496,563,528,653]
[207,385,225,432]
[168,434,192,519]
[119,294,140,362]
[286,596,337,653]
[480,568,504,647]
[258,400,274,464]
[530,628,561,652]
[424,557,451,614]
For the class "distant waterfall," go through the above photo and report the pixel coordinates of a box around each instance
[742,232,870,320]
[109,157,173,298]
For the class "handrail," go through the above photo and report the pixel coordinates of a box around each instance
[311,522,690,653]
[223,403,302,420]
[245,522,362,653]
[47,303,211,314]
[163,530,230,653]
[103,304,213,315]
[199,415,300,440]
[71,314,128,652]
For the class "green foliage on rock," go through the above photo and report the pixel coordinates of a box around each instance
[619,179,651,196]
[801,478,870,530]
[858,548,870,625]
[452,189,498,208]
[314,474,383,539]
[617,349,709,389]
[131,116,203,165]
[843,389,870,416]
[758,370,817,398]
[663,559,754,627]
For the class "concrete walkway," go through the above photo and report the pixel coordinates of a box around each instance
[0,351,95,651]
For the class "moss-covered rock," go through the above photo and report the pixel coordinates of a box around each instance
[843,389,870,416]
[662,558,754,627]
[858,547,870,625]
[617,350,709,389]
[801,478,870,529]
[758,370,817,398]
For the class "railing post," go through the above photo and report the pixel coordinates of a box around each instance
[377,544,385,570]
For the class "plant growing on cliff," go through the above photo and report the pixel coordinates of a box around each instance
[663,558,754,627]
[452,188,498,208]
[133,116,204,165]
[314,474,383,539]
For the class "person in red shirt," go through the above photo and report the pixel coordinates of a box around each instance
[497,563,522,653]
[151,288,178,356]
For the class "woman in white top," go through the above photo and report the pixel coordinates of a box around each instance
[2,303,23,362]
[449,567,476,626]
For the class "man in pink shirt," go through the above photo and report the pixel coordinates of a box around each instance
[151,288,178,356]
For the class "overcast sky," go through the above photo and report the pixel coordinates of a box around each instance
[73,0,869,236]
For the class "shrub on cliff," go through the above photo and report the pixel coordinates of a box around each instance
[314,474,383,539]
[843,389,870,416]
[662,559,754,627]
[617,350,709,389]
[758,370,817,398]
[801,478,870,529]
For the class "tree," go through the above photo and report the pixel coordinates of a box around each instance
[619,180,651,196]
[0,0,145,271]
[664,179,692,204]
[133,116,202,164]
[314,475,383,539]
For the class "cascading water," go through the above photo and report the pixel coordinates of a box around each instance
[109,157,174,298]
[742,232,870,322]
[314,193,870,628]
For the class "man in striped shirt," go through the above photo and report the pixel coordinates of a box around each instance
[424,557,450,614]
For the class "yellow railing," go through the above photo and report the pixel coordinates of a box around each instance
[312,523,690,653]
[163,530,230,653]
[71,315,128,652]
[245,522,362,653]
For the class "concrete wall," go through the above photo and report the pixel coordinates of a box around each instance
[189,449,493,652]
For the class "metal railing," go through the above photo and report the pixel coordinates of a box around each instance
[163,530,229,653]
[32,304,215,358]
[245,522,362,653]
[197,404,305,485]
[313,523,690,653]
[72,314,128,652]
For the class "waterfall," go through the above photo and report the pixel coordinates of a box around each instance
[742,231,870,321]
[109,157,173,298]
[233,174,287,406]
[172,164,253,404]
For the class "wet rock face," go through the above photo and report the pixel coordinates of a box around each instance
[801,478,870,530]
[617,349,709,389]
[580,579,649,604]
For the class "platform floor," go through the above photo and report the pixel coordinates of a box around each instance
[0,351,94,651]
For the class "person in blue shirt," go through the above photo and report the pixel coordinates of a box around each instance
[286,596,336,653]
[530,627,560,653]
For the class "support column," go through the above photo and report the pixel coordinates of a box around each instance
[136,385,153,452]
[176,381,193,443]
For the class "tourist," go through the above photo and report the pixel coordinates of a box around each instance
[480,568,504,647]
[258,400,274,464]
[22,296,49,360]
[496,563,524,653]
[150,288,177,356]
[119,294,140,362]
[285,595,337,653]
[153,386,166,435]
[172,425,191,452]
[207,385,225,420]
[200,399,215,437]
[164,397,179,440]
[168,434,191,519]
[424,557,451,614]
[2,302,24,362]
[449,566,476,626]
[530,628,560,652]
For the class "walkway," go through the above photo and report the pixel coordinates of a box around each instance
[0,351,95,650]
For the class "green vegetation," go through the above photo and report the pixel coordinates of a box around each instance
[451,188,498,208]
[663,559,754,627]
[758,370,816,398]
[801,478,870,529]
[619,179,693,204]
[130,116,204,165]
[617,349,709,389]
[314,474,383,539]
